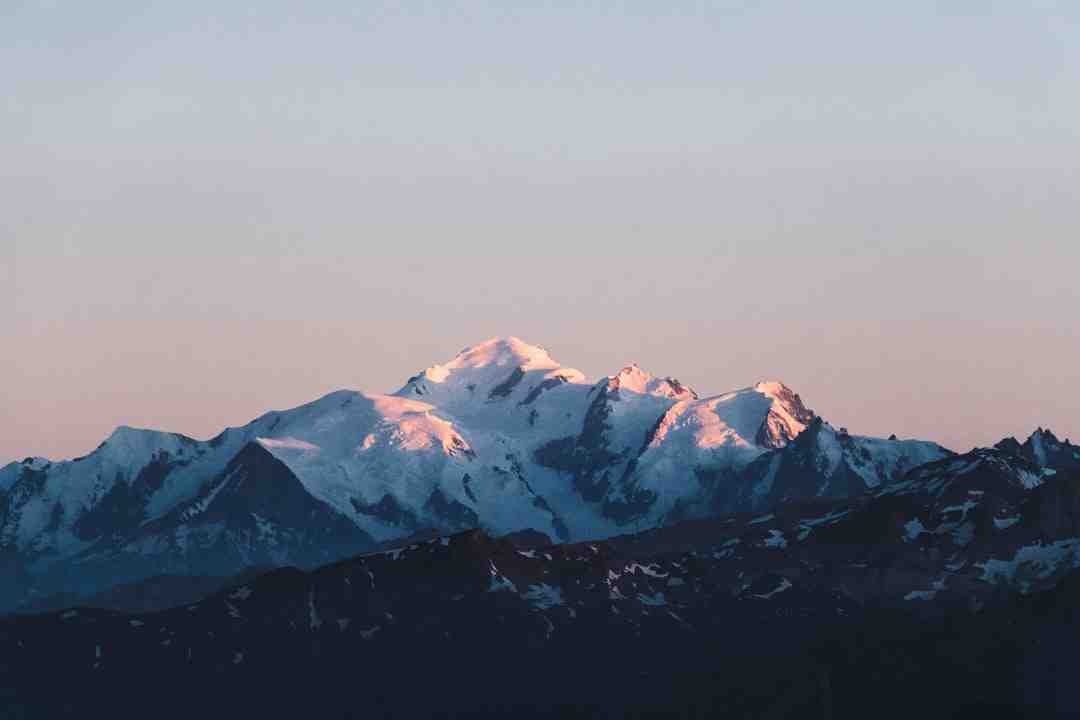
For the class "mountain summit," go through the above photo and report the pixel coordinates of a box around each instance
[0,337,950,609]
[396,337,587,412]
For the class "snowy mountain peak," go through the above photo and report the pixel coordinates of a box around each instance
[995,428,1077,473]
[1028,428,1054,466]
[753,380,798,401]
[1016,427,1078,473]
[756,379,790,397]
[749,382,815,449]
[448,337,559,371]
[608,364,697,400]
[105,424,155,442]
[396,337,586,407]
[1028,427,1063,446]
[635,386,814,474]
[95,425,198,465]
[0,457,50,493]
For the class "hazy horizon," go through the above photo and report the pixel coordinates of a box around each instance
[6,2,1079,463]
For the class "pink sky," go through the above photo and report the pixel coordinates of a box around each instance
[5,3,1078,464]
[5,245,1078,464]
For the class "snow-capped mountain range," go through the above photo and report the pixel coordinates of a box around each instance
[5,429,1080,719]
[0,337,953,606]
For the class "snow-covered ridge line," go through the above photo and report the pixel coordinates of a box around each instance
[0,336,970,610]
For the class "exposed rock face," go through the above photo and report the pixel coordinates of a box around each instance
[997,428,1080,474]
[730,417,952,512]
[752,382,816,449]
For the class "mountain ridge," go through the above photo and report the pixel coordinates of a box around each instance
[5,429,1080,717]
[0,337,950,608]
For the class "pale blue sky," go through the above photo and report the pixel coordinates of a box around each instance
[4,1,1079,461]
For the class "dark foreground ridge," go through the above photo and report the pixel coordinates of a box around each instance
[2,433,1080,719]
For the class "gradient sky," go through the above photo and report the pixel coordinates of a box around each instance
[5,1,1079,463]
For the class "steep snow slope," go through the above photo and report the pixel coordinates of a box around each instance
[604,382,817,523]
[248,390,562,542]
[0,382,564,579]
[0,428,207,562]
[525,363,702,534]
[639,381,814,471]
